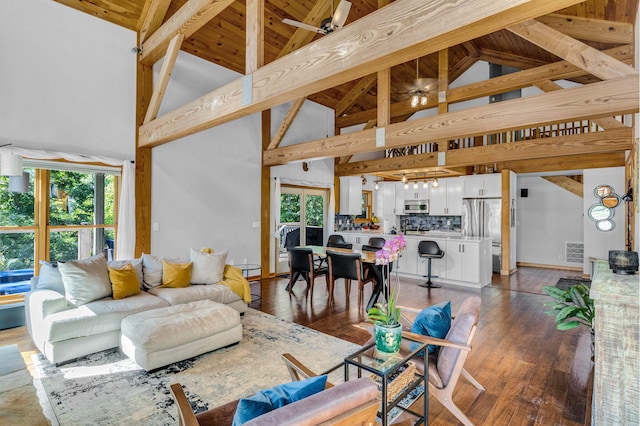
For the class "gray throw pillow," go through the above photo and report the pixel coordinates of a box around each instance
[142,253,163,289]
[37,260,65,294]
[59,253,111,306]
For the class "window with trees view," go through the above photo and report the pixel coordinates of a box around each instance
[0,166,118,300]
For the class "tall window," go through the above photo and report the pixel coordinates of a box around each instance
[0,163,119,301]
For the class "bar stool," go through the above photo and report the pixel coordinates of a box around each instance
[418,240,444,289]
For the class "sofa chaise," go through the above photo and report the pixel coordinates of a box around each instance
[25,250,250,365]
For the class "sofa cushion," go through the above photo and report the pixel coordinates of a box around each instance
[58,253,112,306]
[142,254,163,289]
[37,261,65,294]
[108,258,143,287]
[190,248,227,284]
[44,292,169,343]
[147,283,243,306]
[161,261,192,288]
[108,263,141,300]
[232,375,327,425]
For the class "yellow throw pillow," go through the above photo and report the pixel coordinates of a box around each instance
[161,261,192,288]
[108,263,141,300]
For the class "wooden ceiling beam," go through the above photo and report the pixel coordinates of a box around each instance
[477,48,549,70]
[542,175,583,197]
[245,0,264,74]
[264,75,638,166]
[535,13,634,44]
[268,98,306,150]
[335,74,378,117]
[335,127,632,176]
[138,0,172,43]
[499,152,626,174]
[507,20,638,80]
[139,0,585,147]
[143,33,183,124]
[139,0,235,65]
[335,44,633,129]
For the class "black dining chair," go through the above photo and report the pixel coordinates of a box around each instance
[327,234,353,249]
[326,250,376,305]
[287,247,328,297]
[418,240,445,288]
[367,237,386,249]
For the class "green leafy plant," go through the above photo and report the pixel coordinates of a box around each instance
[543,284,594,330]
[367,287,401,326]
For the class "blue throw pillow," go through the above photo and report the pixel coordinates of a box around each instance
[410,301,452,354]
[232,375,327,425]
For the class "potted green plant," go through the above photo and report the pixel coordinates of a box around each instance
[367,234,406,354]
[543,283,595,356]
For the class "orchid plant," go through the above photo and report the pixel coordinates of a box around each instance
[366,234,406,326]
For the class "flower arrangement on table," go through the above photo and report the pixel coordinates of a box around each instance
[366,234,406,354]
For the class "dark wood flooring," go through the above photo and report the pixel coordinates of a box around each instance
[1,266,592,425]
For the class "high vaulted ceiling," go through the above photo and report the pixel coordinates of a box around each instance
[54,0,637,119]
[54,0,638,183]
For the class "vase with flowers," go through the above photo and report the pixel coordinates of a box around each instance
[366,234,406,354]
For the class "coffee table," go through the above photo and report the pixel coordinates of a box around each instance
[344,336,429,425]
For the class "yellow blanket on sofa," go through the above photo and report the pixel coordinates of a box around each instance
[219,265,252,303]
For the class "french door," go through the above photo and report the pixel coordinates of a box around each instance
[276,186,328,274]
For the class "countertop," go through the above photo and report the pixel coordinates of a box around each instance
[338,231,489,242]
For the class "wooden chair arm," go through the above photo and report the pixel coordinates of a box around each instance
[170,383,201,426]
[281,353,338,387]
[401,330,471,351]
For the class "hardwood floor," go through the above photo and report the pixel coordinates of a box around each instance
[1,266,592,425]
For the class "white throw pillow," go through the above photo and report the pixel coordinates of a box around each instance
[108,258,143,289]
[142,253,163,289]
[190,249,227,284]
[37,260,65,294]
[58,253,111,306]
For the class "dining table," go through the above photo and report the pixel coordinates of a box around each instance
[303,245,388,311]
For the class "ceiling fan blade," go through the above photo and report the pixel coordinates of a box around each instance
[331,0,352,30]
[282,18,326,34]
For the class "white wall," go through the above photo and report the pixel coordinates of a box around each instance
[0,0,136,160]
[516,176,584,268]
[583,167,626,275]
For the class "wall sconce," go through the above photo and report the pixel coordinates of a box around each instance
[361,175,367,185]
[1,151,23,176]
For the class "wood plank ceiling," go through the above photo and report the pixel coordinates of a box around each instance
[54,0,638,179]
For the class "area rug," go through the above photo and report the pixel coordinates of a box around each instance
[31,308,362,425]
[556,277,591,291]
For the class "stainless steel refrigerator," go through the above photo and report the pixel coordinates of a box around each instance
[462,198,501,272]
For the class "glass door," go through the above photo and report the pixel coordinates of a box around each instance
[276,186,327,274]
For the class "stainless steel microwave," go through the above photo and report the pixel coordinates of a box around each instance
[404,200,428,214]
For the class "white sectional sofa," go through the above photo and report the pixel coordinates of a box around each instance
[25,251,249,365]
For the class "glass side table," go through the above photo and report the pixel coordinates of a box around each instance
[344,336,429,426]
[237,263,261,302]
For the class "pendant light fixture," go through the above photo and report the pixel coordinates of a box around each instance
[1,150,24,176]
[410,58,429,108]
[432,168,439,189]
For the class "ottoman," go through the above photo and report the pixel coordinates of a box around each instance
[120,299,242,371]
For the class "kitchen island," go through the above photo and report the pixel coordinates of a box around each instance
[339,231,492,288]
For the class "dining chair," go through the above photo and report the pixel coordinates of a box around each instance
[327,234,353,249]
[287,247,328,297]
[367,237,386,248]
[326,250,376,305]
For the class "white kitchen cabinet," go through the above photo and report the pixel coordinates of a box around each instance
[339,176,362,214]
[395,183,405,215]
[382,182,397,215]
[430,178,463,216]
[461,174,502,198]
[445,241,480,282]
[398,237,418,275]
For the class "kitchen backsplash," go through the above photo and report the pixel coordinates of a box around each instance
[334,214,461,232]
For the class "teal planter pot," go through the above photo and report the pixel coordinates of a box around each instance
[373,322,402,354]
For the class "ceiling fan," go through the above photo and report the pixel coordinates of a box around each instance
[282,0,352,35]
[396,58,438,107]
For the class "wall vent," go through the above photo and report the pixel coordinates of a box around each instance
[565,242,584,264]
